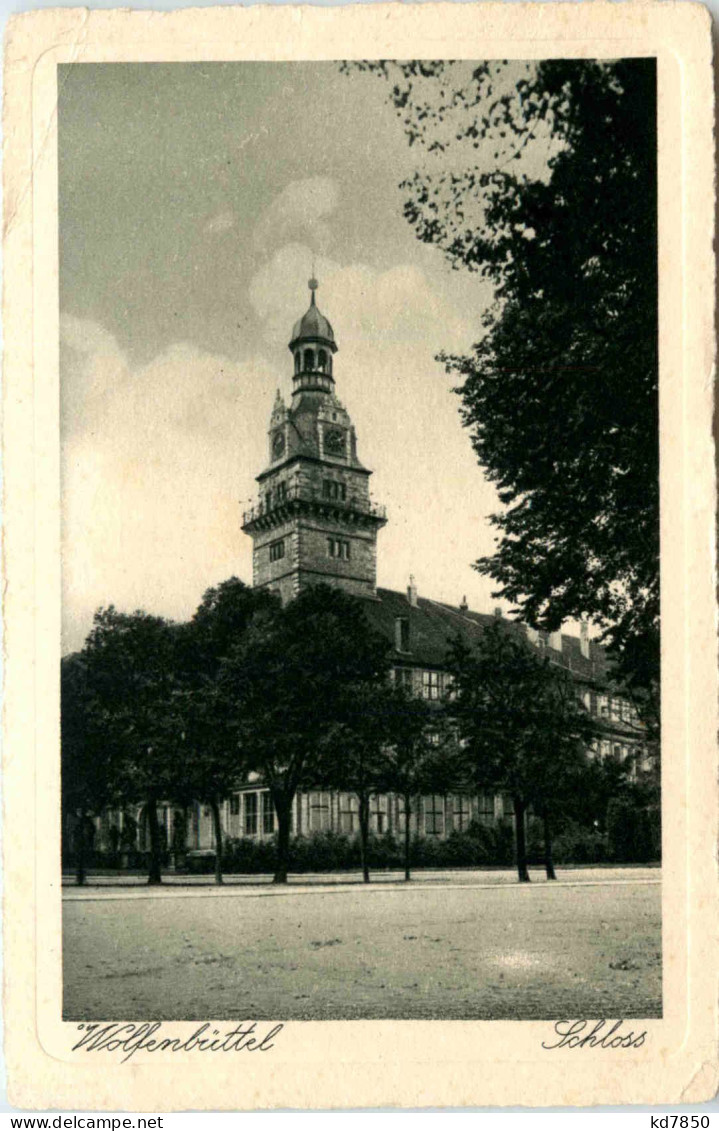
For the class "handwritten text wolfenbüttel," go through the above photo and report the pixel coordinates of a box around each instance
[72,1021,284,1063]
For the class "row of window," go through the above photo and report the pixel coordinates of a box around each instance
[264,479,349,510]
[224,791,500,839]
[394,657,638,723]
[393,667,451,701]
[581,690,641,725]
[270,536,354,564]
[591,739,645,769]
[294,348,331,375]
[308,791,496,836]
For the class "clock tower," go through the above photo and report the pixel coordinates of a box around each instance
[241,278,387,604]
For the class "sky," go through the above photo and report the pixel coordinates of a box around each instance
[59,60,529,653]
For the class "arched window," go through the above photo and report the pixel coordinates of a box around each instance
[294,352,301,374]
[304,348,315,371]
[318,349,327,372]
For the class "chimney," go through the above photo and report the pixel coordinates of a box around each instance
[407,574,418,608]
[580,620,590,660]
[459,595,468,612]
[494,606,503,618]
[548,628,563,652]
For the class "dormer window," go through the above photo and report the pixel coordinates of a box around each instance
[395,616,410,652]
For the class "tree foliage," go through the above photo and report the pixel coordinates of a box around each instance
[79,607,183,883]
[61,652,122,883]
[218,584,391,883]
[177,579,280,883]
[375,687,462,880]
[347,59,659,715]
[446,618,595,880]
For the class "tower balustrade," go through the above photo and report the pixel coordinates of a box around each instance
[242,482,386,530]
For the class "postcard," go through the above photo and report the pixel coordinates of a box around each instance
[3,2,717,1110]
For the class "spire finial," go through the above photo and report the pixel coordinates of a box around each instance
[308,267,318,306]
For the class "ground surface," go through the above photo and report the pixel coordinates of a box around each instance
[63,867,661,1021]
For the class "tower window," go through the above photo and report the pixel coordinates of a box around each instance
[304,348,315,371]
[294,352,301,374]
[318,349,327,372]
[327,538,350,560]
[269,539,285,563]
[323,480,346,502]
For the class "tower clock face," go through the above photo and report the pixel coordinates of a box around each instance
[324,428,345,456]
[272,431,285,458]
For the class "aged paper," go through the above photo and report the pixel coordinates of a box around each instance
[3,2,717,1110]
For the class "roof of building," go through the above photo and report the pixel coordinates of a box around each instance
[290,294,336,351]
[360,587,611,685]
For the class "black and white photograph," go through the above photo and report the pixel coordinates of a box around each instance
[56,54,665,1025]
[3,0,718,1110]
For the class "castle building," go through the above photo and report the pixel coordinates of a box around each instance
[204,281,649,851]
[70,282,651,866]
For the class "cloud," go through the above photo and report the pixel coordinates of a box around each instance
[248,244,473,353]
[61,319,283,652]
[252,177,339,255]
[60,314,128,435]
[61,251,502,654]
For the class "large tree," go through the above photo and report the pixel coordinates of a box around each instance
[80,608,184,885]
[347,59,659,724]
[177,579,279,885]
[318,682,397,883]
[61,652,121,884]
[219,585,391,884]
[447,619,594,882]
[377,687,461,882]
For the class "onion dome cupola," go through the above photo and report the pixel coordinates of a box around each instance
[288,276,337,395]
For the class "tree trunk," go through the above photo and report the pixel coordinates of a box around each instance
[358,793,370,883]
[543,808,557,880]
[273,792,292,884]
[513,796,530,883]
[146,797,163,885]
[403,794,412,882]
[76,808,87,887]
[210,797,224,885]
